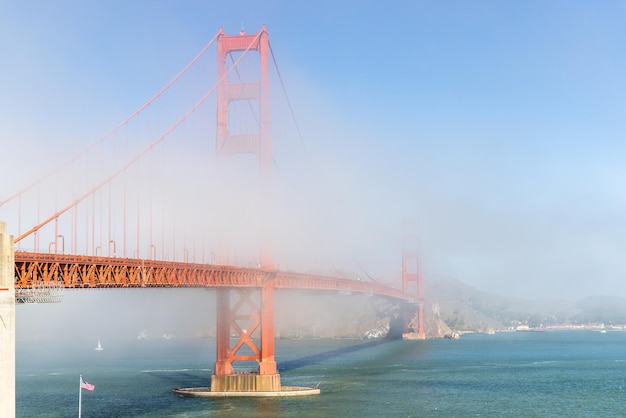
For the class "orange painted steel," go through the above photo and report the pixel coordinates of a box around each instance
[13,251,416,302]
[259,277,277,375]
[213,26,277,385]
[402,252,425,336]
[213,281,277,378]
[216,25,272,271]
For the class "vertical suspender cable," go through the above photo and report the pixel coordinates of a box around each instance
[17,195,21,251]
[149,105,153,257]
[91,194,95,255]
[123,137,127,258]
[108,182,111,256]
[137,159,141,258]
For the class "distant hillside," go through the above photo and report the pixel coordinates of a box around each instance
[187,281,626,340]
[425,276,626,332]
[573,295,626,324]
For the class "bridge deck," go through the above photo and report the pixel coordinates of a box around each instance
[14,252,416,302]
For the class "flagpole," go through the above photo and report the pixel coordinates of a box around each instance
[78,374,82,418]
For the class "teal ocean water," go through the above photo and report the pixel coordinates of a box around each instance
[17,331,626,417]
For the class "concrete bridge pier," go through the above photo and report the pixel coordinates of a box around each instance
[0,222,15,416]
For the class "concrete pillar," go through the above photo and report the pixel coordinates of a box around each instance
[0,222,15,416]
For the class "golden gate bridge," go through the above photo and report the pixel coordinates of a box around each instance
[0,26,424,399]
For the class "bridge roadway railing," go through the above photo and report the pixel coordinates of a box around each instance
[14,251,416,303]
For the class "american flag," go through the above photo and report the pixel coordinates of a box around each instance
[81,377,95,391]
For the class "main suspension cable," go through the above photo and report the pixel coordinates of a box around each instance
[1,30,221,208]
[268,41,307,153]
[15,31,263,244]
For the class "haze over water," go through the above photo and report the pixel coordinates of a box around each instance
[17,331,626,417]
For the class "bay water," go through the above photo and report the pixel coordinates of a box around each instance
[17,331,626,417]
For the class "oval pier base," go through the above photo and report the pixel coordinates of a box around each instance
[173,386,320,398]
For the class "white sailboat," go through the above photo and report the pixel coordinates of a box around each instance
[95,339,103,351]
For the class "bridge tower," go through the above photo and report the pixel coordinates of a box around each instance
[401,252,425,340]
[212,25,280,393]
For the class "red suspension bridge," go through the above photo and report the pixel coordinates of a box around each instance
[1,26,424,395]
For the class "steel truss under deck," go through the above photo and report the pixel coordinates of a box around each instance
[14,252,417,302]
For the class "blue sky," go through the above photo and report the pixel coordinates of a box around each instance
[2,1,626,300]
